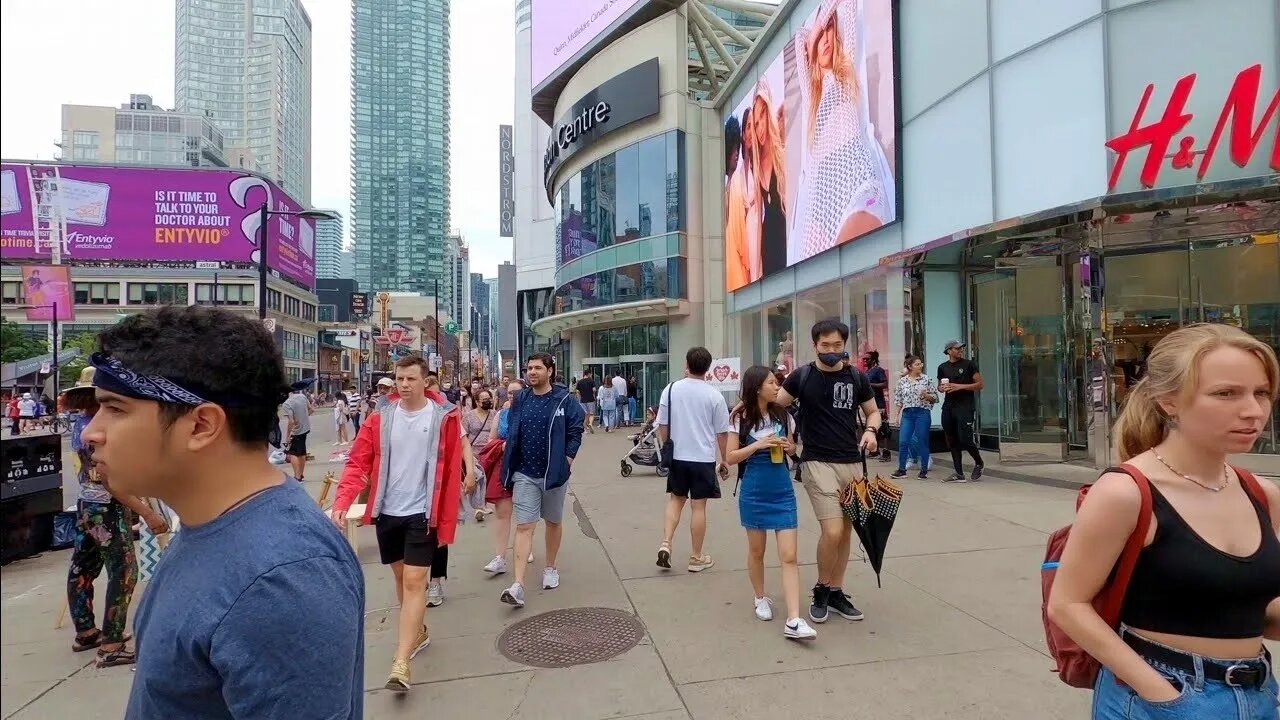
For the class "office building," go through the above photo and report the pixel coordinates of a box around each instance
[316,213,346,280]
[444,232,470,330]
[174,0,312,202]
[60,94,227,167]
[339,247,356,280]
[470,272,490,358]
[350,0,451,293]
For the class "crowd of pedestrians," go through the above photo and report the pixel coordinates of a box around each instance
[46,302,1280,719]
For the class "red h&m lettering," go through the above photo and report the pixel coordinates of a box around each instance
[1106,64,1280,193]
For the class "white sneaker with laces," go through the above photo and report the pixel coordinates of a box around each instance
[483,556,507,574]
[543,566,560,590]
[785,618,817,640]
[753,596,774,621]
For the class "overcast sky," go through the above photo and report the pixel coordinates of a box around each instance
[0,0,515,278]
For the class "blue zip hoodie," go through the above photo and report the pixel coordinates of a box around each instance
[501,384,584,491]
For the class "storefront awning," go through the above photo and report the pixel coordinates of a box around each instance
[530,298,689,338]
[1,349,83,386]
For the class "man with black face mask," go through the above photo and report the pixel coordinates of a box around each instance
[774,319,881,625]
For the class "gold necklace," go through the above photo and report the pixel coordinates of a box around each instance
[1152,450,1229,492]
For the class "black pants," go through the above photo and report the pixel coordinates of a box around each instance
[431,544,447,580]
[940,405,983,475]
[350,413,361,433]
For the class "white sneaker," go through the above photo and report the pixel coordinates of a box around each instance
[500,583,525,607]
[483,556,507,574]
[543,566,560,590]
[528,552,535,564]
[784,618,817,640]
[753,596,774,621]
[427,580,444,607]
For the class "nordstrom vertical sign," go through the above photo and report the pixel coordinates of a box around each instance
[499,125,515,237]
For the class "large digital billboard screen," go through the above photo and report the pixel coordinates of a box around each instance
[724,0,898,291]
[0,163,316,288]
[531,0,647,90]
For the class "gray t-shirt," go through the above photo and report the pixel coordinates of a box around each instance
[125,480,364,719]
[282,393,311,435]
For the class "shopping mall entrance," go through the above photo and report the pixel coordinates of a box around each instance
[580,356,669,414]
[972,255,1092,463]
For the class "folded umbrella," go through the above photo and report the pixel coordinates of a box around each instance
[839,457,904,588]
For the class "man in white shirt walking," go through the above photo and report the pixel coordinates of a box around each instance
[611,372,630,426]
[655,347,730,573]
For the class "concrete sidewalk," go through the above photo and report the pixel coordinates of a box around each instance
[3,414,1098,719]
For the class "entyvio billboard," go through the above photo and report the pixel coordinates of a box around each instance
[0,162,316,288]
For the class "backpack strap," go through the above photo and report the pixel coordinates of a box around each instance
[1094,464,1154,625]
[1234,466,1272,515]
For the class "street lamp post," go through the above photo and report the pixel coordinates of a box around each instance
[256,204,339,321]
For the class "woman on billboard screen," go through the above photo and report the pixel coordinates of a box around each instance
[749,79,788,277]
[790,0,891,264]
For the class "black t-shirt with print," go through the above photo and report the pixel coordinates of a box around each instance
[782,363,875,463]
[576,378,596,404]
[937,359,980,411]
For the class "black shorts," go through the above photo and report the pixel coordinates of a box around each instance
[665,459,721,500]
[286,432,308,457]
[374,513,438,567]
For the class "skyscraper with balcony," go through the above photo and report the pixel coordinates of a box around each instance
[350,0,450,293]
[315,213,345,280]
[174,0,312,203]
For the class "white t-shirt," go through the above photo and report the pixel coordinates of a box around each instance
[657,378,730,463]
[612,376,628,398]
[380,404,435,517]
[333,398,348,422]
[17,398,35,417]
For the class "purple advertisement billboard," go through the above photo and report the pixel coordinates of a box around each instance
[0,163,316,288]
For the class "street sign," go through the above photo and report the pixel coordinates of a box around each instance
[428,353,442,371]
[262,318,277,333]
[445,321,459,336]
[386,328,414,345]
[360,350,370,360]
[349,292,368,317]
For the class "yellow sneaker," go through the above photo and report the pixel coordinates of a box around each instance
[385,660,410,692]
[409,625,430,660]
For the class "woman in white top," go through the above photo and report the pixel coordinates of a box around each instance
[333,394,350,445]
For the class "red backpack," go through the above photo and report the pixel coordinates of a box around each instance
[1040,463,1272,688]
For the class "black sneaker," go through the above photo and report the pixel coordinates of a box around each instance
[809,584,831,624]
[879,449,891,463]
[827,588,865,621]
[918,472,928,480]
[890,469,907,479]
[971,464,985,481]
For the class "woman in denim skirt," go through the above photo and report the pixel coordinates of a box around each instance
[1048,325,1280,719]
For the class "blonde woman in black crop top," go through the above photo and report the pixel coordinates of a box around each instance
[1048,324,1280,720]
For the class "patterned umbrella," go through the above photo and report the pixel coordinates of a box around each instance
[838,457,904,587]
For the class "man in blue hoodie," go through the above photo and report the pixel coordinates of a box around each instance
[499,352,585,607]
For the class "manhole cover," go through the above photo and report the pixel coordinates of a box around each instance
[497,607,645,668]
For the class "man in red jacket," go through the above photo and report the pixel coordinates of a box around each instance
[331,355,475,693]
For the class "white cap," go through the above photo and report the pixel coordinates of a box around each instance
[377,377,394,387]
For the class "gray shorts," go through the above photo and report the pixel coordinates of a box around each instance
[582,401,596,415]
[512,472,569,525]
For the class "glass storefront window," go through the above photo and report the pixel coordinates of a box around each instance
[590,322,669,356]
[846,272,892,369]
[734,310,762,368]
[794,282,843,367]
[766,301,794,374]
[553,258,684,314]
[553,130,686,267]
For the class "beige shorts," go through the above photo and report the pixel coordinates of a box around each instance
[800,461,859,522]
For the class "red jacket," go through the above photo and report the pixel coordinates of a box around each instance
[333,392,464,545]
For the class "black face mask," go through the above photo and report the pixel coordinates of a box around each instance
[480,400,493,410]
[817,352,844,367]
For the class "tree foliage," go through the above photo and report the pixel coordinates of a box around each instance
[0,317,48,364]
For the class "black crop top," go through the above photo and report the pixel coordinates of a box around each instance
[1121,482,1280,639]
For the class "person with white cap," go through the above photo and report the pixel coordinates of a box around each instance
[17,392,36,434]
[937,340,985,482]
[374,376,397,412]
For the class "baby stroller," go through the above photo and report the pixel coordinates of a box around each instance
[620,415,667,477]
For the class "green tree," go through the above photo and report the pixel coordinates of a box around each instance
[59,332,101,385]
[0,317,48,364]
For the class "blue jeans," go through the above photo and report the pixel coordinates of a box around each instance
[1093,635,1279,719]
[897,408,931,473]
[602,408,617,430]
[628,397,637,424]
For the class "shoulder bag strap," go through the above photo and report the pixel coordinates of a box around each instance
[1096,463,1155,625]
[1233,466,1272,515]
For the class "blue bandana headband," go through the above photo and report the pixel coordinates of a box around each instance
[90,352,210,406]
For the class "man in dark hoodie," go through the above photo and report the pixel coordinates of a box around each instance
[498,352,585,608]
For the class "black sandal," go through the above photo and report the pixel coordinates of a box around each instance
[96,646,137,668]
[72,630,101,652]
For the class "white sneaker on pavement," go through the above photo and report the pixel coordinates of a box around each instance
[483,556,507,574]
[427,580,444,607]
[753,596,774,621]
[543,566,560,589]
[784,618,817,640]
[500,583,525,607]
